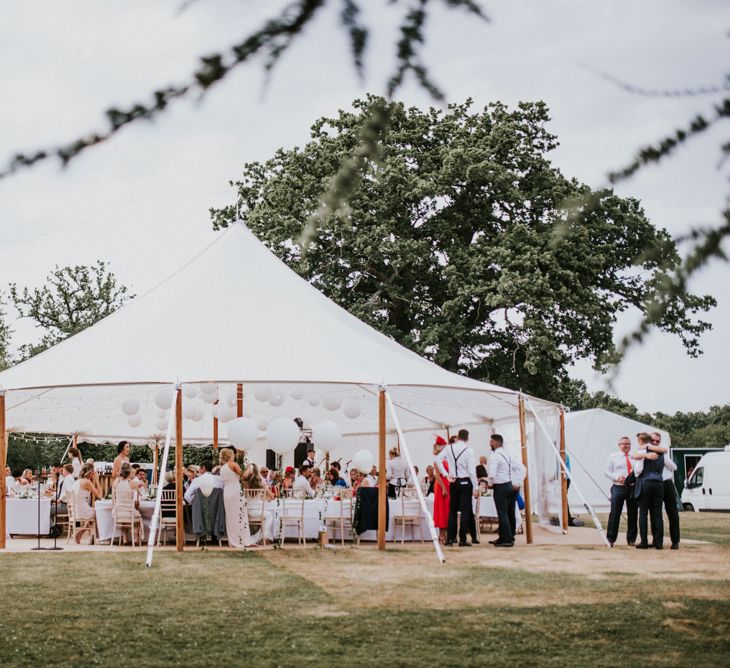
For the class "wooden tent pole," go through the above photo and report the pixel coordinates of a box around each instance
[518,395,533,545]
[213,401,219,452]
[559,408,569,531]
[236,383,243,418]
[377,388,387,550]
[0,391,6,549]
[175,388,184,552]
[152,442,159,485]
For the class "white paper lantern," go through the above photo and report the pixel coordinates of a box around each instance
[200,391,217,404]
[290,386,304,400]
[267,416,300,454]
[157,410,168,419]
[218,404,237,423]
[121,398,140,416]
[183,385,198,399]
[190,405,204,422]
[127,414,142,428]
[155,417,169,431]
[352,449,374,474]
[227,418,258,451]
[154,389,174,410]
[200,383,217,395]
[210,405,219,419]
[256,417,269,432]
[308,395,320,407]
[222,389,237,406]
[312,420,341,451]
[269,390,285,407]
[254,385,273,402]
[343,400,362,420]
[323,396,342,412]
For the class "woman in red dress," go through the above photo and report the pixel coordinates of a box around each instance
[432,436,450,544]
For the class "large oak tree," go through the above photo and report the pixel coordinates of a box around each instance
[215,97,714,401]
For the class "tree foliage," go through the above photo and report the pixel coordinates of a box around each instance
[0,291,12,371]
[210,97,714,401]
[10,261,133,360]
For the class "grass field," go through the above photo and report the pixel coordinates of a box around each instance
[2,513,729,667]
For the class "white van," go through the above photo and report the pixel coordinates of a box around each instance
[681,447,730,512]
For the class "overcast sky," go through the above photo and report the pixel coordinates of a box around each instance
[1,0,728,415]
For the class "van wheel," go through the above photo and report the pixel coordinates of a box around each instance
[683,503,694,512]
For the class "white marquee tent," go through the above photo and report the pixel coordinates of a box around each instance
[565,408,672,512]
[0,222,569,555]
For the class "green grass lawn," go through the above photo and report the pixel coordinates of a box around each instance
[1,513,729,667]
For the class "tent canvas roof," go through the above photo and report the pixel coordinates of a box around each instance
[0,222,557,445]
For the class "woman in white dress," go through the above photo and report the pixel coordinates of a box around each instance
[68,447,83,478]
[72,464,102,543]
[219,448,250,548]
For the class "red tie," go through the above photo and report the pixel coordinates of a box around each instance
[625,454,632,475]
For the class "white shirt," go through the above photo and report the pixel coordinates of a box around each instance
[184,472,224,504]
[486,448,512,486]
[58,474,75,502]
[293,474,315,498]
[632,449,677,482]
[5,475,17,495]
[436,440,478,488]
[386,457,410,484]
[71,457,82,479]
[605,451,634,484]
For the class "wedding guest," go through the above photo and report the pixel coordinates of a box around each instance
[184,460,224,504]
[302,446,316,468]
[330,460,347,485]
[386,447,410,498]
[282,467,296,492]
[72,464,102,543]
[309,467,324,494]
[365,466,378,487]
[135,468,149,491]
[55,464,76,513]
[162,471,176,518]
[293,464,316,497]
[604,436,638,547]
[327,467,347,488]
[113,463,142,533]
[437,429,478,547]
[112,441,130,479]
[218,449,244,547]
[632,433,665,549]
[4,466,17,495]
[260,467,271,485]
[68,447,83,478]
[350,469,364,491]
[476,455,488,480]
[424,465,435,495]
[432,436,450,545]
[183,466,198,491]
[269,471,283,497]
[18,469,34,487]
[651,432,680,549]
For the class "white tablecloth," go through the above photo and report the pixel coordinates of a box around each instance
[7,498,51,536]
[95,500,157,541]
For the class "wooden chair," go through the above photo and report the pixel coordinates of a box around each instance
[392,489,423,543]
[111,489,143,547]
[280,489,306,545]
[66,489,97,545]
[243,489,268,545]
[156,489,177,546]
[324,488,354,546]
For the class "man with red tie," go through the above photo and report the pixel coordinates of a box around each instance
[604,436,638,546]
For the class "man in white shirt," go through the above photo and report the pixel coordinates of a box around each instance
[292,464,316,498]
[487,434,517,547]
[184,462,224,504]
[55,464,76,514]
[604,436,638,546]
[651,432,680,549]
[5,466,18,496]
[436,429,478,547]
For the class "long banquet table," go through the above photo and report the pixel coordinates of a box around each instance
[6,498,52,536]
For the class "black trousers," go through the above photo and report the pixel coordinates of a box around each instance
[493,482,514,544]
[606,484,638,545]
[663,479,681,546]
[639,479,664,547]
[448,478,474,543]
